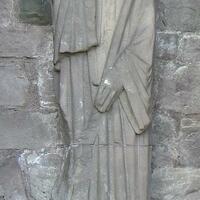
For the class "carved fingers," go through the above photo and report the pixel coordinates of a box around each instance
[94,69,123,113]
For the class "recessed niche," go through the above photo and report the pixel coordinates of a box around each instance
[19,0,52,25]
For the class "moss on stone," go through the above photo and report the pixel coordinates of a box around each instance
[19,0,52,25]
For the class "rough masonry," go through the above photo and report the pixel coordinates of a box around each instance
[151,0,200,199]
[0,0,200,200]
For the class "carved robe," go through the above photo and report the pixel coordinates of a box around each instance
[53,0,155,199]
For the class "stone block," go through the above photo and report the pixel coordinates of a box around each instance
[0,0,52,27]
[151,112,177,145]
[18,0,52,25]
[0,60,29,107]
[151,168,200,200]
[19,148,68,200]
[0,110,64,149]
[155,32,179,60]
[36,41,57,110]
[0,0,13,28]
[177,115,200,168]
[177,34,200,65]
[0,150,27,200]
[154,61,200,114]
[0,26,53,58]
[151,112,179,169]
[153,61,179,111]
[156,0,200,32]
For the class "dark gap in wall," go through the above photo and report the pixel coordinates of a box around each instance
[19,0,52,25]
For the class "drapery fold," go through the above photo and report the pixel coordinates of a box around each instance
[53,0,155,134]
[102,0,155,134]
[53,0,98,63]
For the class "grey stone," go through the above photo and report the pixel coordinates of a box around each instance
[177,34,200,65]
[36,40,57,110]
[0,26,53,58]
[151,112,177,145]
[53,0,155,199]
[66,144,150,200]
[151,112,179,169]
[0,150,21,167]
[0,0,69,199]
[19,0,52,25]
[151,168,200,200]
[0,150,27,200]
[3,0,200,199]
[177,115,200,168]
[157,0,200,32]
[0,111,64,149]
[154,61,200,114]
[153,61,179,111]
[0,0,13,28]
[0,60,29,107]
[19,148,69,200]
[155,32,179,60]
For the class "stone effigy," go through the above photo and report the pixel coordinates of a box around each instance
[52,0,155,199]
[2,0,200,199]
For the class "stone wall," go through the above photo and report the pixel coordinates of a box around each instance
[0,0,200,200]
[151,0,200,199]
[0,0,68,199]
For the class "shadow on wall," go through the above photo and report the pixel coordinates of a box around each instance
[19,0,52,25]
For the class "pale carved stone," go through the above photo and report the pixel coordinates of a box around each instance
[52,0,155,199]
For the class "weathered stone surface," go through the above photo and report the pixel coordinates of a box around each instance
[152,30,200,198]
[0,111,63,149]
[1,0,200,199]
[0,0,13,28]
[177,115,200,168]
[157,0,200,32]
[36,38,57,110]
[0,0,53,55]
[178,34,200,65]
[151,109,200,170]
[0,150,27,200]
[153,61,178,110]
[151,168,200,200]
[0,60,29,107]
[0,0,51,27]
[155,32,179,60]
[151,112,179,169]
[0,0,67,199]
[19,148,68,200]
[19,0,52,25]
[154,61,200,114]
[0,26,52,58]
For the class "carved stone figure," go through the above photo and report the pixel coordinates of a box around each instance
[52,0,155,199]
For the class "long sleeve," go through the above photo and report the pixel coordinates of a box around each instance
[53,0,98,65]
[112,0,155,134]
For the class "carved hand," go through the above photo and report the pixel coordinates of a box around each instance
[94,68,123,113]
